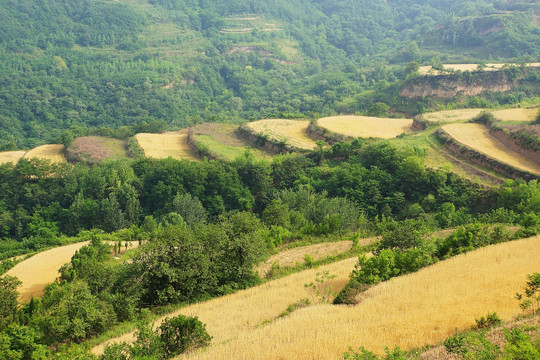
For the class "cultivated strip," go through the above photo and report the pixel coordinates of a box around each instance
[24,144,66,163]
[135,132,198,160]
[183,236,540,359]
[442,123,540,175]
[317,115,413,139]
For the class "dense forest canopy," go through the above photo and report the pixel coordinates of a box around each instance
[0,0,538,148]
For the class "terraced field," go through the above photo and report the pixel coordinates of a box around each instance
[246,119,317,150]
[135,132,198,160]
[67,136,128,163]
[182,236,540,359]
[0,150,26,165]
[443,123,540,175]
[318,115,413,139]
[419,62,540,75]
[190,123,272,161]
[3,241,140,303]
[4,242,90,302]
[492,107,539,122]
[421,108,484,123]
[24,144,67,163]
[92,257,357,356]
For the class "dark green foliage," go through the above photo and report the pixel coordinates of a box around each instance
[333,279,370,305]
[158,315,212,357]
[343,346,410,360]
[516,273,540,314]
[444,330,501,359]
[502,328,540,360]
[475,312,502,329]
[0,276,21,332]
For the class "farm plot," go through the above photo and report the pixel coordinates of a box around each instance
[191,123,272,161]
[442,123,540,175]
[67,136,128,164]
[421,108,484,123]
[246,119,317,150]
[179,236,540,360]
[135,132,198,160]
[419,62,540,75]
[318,115,413,139]
[3,241,140,303]
[92,257,358,356]
[0,150,26,165]
[492,107,539,122]
[4,242,90,303]
[24,144,66,163]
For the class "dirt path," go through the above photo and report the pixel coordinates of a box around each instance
[443,123,540,175]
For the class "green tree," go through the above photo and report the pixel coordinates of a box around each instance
[0,276,21,332]
[158,315,212,357]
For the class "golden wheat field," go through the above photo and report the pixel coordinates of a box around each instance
[421,109,484,123]
[318,115,413,139]
[492,108,539,122]
[245,119,317,150]
[0,150,27,165]
[4,242,90,302]
[24,144,66,163]
[92,257,358,355]
[3,241,140,303]
[135,132,198,160]
[178,236,540,360]
[419,63,540,75]
[443,123,540,175]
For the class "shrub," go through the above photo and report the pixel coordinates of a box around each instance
[475,312,502,329]
[158,315,212,357]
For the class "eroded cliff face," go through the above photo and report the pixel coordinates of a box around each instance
[399,70,520,98]
[400,81,513,98]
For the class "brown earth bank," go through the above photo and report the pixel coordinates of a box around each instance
[399,69,540,99]
[488,125,540,165]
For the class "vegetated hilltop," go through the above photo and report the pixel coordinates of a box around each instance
[0,0,539,149]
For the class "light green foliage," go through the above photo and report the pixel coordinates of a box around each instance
[304,271,338,303]
[516,273,540,315]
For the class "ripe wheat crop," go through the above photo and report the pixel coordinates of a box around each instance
[181,236,540,360]
[443,123,540,175]
[135,132,198,160]
[245,119,317,150]
[492,108,539,122]
[0,150,27,165]
[24,144,66,163]
[422,109,484,123]
[318,115,413,139]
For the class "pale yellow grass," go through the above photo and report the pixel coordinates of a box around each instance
[3,241,139,303]
[419,63,540,75]
[492,108,539,122]
[318,115,413,139]
[422,109,484,123]
[443,123,540,175]
[4,242,90,302]
[91,257,358,355]
[135,132,198,160]
[0,150,26,165]
[182,236,540,360]
[24,144,66,163]
[246,119,316,150]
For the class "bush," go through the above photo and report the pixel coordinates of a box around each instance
[158,315,212,357]
[475,312,502,329]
